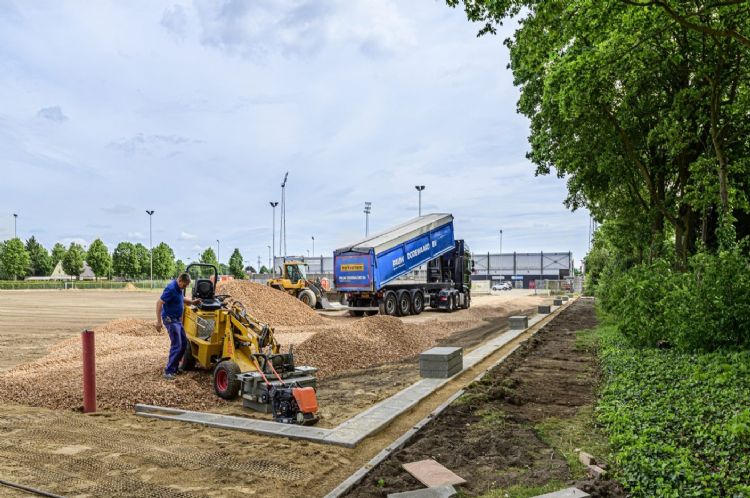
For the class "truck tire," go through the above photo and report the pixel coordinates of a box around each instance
[349,310,365,317]
[181,344,197,371]
[298,289,317,308]
[382,291,398,316]
[448,294,455,312]
[411,291,424,315]
[464,293,471,309]
[213,360,241,400]
[397,290,411,316]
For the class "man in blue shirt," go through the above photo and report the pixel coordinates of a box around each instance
[156,272,201,380]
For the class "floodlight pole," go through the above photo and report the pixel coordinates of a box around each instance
[12,213,18,239]
[270,201,278,276]
[146,210,154,288]
[364,202,371,236]
[415,186,425,216]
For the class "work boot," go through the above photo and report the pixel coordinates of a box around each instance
[163,372,177,381]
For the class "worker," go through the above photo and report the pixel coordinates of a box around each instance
[156,272,201,380]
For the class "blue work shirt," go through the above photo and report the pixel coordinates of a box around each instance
[160,279,184,320]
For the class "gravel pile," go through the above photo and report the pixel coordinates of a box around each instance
[217,280,326,327]
[0,319,224,411]
[295,315,439,378]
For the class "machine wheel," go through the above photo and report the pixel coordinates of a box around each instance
[397,290,411,316]
[411,291,424,315]
[382,291,398,316]
[364,310,379,316]
[298,289,317,308]
[213,361,241,400]
[448,294,455,312]
[349,309,365,317]
[181,344,197,371]
[464,294,471,309]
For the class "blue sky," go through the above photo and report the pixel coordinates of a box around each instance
[0,1,590,268]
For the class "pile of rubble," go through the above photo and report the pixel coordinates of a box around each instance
[217,281,326,327]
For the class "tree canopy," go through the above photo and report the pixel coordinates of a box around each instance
[0,238,30,280]
[112,242,139,279]
[228,248,246,279]
[26,236,52,277]
[62,243,85,279]
[86,239,111,279]
[152,242,175,279]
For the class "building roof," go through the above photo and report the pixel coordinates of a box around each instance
[50,261,97,279]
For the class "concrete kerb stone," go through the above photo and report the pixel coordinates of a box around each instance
[538,305,551,314]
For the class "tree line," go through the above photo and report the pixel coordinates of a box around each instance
[0,236,253,281]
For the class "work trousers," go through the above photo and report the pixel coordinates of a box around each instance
[164,319,187,375]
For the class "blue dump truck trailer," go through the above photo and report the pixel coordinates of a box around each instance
[334,214,472,316]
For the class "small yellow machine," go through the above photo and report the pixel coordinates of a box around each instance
[181,263,319,425]
[267,260,335,309]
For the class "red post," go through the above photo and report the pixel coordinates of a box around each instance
[82,330,96,413]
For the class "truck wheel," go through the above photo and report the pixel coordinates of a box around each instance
[397,290,411,316]
[298,289,317,308]
[448,295,455,312]
[349,310,365,317]
[411,291,424,315]
[464,294,471,309]
[181,344,197,371]
[213,361,241,400]
[383,291,398,316]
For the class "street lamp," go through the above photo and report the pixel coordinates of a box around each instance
[146,210,154,288]
[12,213,18,239]
[280,172,288,259]
[499,229,503,277]
[415,185,425,216]
[267,245,271,271]
[311,236,315,257]
[364,202,371,236]
[270,201,278,276]
[216,239,220,271]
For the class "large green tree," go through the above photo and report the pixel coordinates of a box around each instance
[86,239,111,280]
[152,242,175,279]
[25,236,52,276]
[174,259,186,277]
[228,248,246,279]
[448,0,750,266]
[62,243,85,279]
[50,242,66,266]
[200,247,219,268]
[112,242,140,279]
[0,238,30,280]
[134,243,150,279]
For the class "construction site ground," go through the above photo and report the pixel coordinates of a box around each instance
[0,288,550,497]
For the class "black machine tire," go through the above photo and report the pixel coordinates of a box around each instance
[447,294,455,312]
[181,343,197,371]
[464,293,471,309]
[364,310,379,316]
[411,291,424,315]
[382,291,398,316]
[396,290,411,316]
[349,309,365,317]
[298,289,317,308]
[213,361,241,400]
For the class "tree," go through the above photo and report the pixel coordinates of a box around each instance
[259,265,270,274]
[228,248,246,279]
[86,239,111,280]
[62,243,85,279]
[200,247,219,268]
[112,242,140,279]
[134,243,150,279]
[174,259,186,277]
[51,242,66,266]
[0,238,30,280]
[152,242,175,279]
[25,236,52,276]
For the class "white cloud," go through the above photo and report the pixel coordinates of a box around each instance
[36,106,68,122]
[179,231,197,240]
[127,232,144,240]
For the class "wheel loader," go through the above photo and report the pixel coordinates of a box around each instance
[180,263,319,425]
[266,260,337,310]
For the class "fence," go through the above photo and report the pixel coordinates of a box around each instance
[0,279,173,290]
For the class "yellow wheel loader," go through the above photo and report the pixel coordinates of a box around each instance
[181,263,319,425]
[266,260,337,310]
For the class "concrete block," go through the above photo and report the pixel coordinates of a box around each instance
[553,299,563,306]
[561,296,569,302]
[588,464,607,478]
[420,366,462,379]
[538,305,551,314]
[388,485,457,498]
[420,347,462,361]
[402,459,466,487]
[531,487,590,498]
[578,451,595,466]
[509,315,528,330]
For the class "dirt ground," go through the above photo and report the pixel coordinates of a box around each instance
[0,288,547,497]
[347,298,625,498]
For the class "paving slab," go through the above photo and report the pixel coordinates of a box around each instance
[402,459,466,487]
[531,487,589,498]
[388,485,457,498]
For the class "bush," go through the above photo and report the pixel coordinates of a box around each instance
[597,247,750,351]
[597,325,750,497]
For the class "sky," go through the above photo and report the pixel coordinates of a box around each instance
[0,0,590,269]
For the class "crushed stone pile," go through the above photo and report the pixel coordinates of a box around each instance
[295,315,440,378]
[0,319,224,411]
[217,280,326,327]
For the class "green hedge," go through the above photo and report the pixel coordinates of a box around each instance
[598,247,750,351]
[0,280,173,290]
[597,325,750,497]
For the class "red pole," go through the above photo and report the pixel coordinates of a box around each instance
[82,330,96,413]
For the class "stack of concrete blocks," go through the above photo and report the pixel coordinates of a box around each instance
[561,296,569,302]
[553,298,563,306]
[538,305,551,314]
[419,347,463,379]
[509,315,529,330]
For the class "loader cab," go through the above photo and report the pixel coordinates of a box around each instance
[186,263,223,311]
[282,262,307,283]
